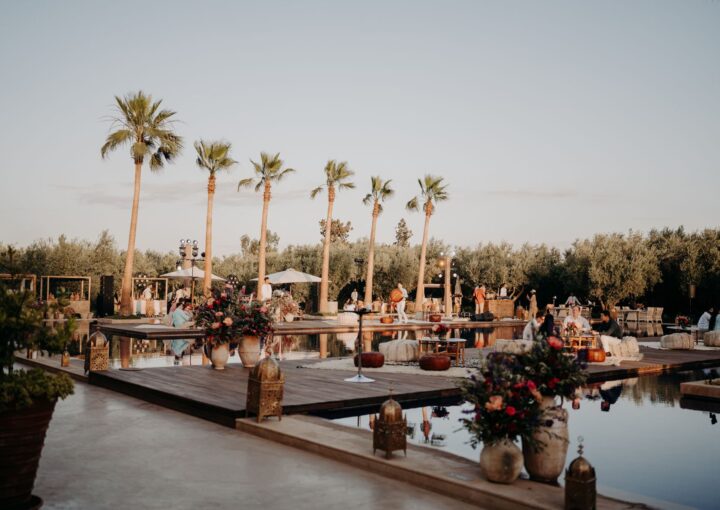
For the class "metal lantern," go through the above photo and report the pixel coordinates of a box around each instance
[85,329,109,373]
[565,438,596,510]
[246,357,284,422]
[373,395,407,459]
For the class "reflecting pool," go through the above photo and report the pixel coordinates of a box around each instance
[329,369,720,510]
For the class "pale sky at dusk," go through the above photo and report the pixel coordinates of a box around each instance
[1,1,718,255]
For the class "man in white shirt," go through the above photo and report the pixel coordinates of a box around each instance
[523,311,545,341]
[260,277,272,302]
[698,307,714,331]
[563,305,591,333]
[499,284,508,299]
[565,293,581,306]
[396,283,408,323]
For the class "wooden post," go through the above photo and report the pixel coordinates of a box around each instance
[444,255,452,319]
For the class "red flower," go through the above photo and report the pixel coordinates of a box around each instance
[505,406,516,416]
[548,377,560,389]
[547,337,564,350]
[527,380,537,391]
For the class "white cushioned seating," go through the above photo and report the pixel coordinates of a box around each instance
[660,333,694,350]
[703,330,720,347]
[379,339,419,362]
[494,339,533,354]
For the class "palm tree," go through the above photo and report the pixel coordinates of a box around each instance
[195,140,237,296]
[238,152,295,299]
[101,91,182,316]
[311,160,355,313]
[406,175,449,314]
[362,177,394,304]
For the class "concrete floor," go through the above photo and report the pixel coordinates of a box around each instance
[35,383,477,509]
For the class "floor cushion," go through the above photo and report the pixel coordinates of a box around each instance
[704,330,720,347]
[379,339,419,362]
[660,333,694,350]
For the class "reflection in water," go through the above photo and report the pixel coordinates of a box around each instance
[330,369,720,510]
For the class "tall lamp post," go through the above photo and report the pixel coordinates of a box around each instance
[177,239,205,305]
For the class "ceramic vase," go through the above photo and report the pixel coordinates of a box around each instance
[522,397,569,483]
[239,335,261,368]
[479,438,523,484]
[210,343,230,370]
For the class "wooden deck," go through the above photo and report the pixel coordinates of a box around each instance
[85,346,720,428]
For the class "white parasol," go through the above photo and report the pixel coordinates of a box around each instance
[251,268,321,284]
[160,268,226,281]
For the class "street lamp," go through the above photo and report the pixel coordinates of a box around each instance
[177,239,205,304]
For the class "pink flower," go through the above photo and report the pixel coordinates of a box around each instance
[484,395,504,412]
[220,292,227,299]
[505,406,516,417]
[215,312,224,317]
[260,306,268,314]
[547,337,564,350]
[211,322,221,330]
[527,380,537,391]
[223,317,233,326]
[207,298,215,306]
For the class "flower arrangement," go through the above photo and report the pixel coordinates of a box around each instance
[236,301,274,338]
[432,324,449,336]
[196,290,274,345]
[517,337,587,401]
[676,316,690,327]
[268,293,299,322]
[564,322,579,337]
[460,352,544,448]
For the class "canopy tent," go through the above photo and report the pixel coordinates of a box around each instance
[251,268,321,284]
[160,268,226,281]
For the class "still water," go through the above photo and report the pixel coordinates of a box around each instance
[329,369,720,510]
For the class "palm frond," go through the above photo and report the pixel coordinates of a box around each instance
[100,129,133,158]
[237,177,255,191]
[362,193,373,206]
[310,186,324,199]
[406,196,419,211]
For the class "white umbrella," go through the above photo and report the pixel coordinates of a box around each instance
[161,268,226,281]
[251,268,321,284]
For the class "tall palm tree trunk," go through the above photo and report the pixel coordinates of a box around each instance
[364,202,379,304]
[203,174,215,296]
[120,162,142,316]
[319,186,335,313]
[414,205,433,313]
[257,182,271,298]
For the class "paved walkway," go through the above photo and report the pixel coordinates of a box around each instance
[36,383,477,509]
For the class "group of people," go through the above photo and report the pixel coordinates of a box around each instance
[698,306,720,332]
[522,303,623,345]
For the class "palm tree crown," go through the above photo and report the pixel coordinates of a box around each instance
[406,174,449,214]
[101,91,183,168]
[363,176,394,213]
[195,140,238,177]
[310,160,355,198]
[238,152,295,191]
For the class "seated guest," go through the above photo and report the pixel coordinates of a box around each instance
[523,311,545,341]
[698,307,714,331]
[562,305,591,333]
[594,309,623,338]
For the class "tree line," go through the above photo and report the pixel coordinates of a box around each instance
[2,226,718,319]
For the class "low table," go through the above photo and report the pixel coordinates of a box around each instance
[418,338,466,367]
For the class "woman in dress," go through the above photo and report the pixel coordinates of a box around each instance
[170,300,193,364]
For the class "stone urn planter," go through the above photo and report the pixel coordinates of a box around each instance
[353,352,385,368]
[239,335,261,368]
[419,354,451,371]
[480,438,523,484]
[522,397,569,483]
[0,400,57,509]
[210,343,230,370]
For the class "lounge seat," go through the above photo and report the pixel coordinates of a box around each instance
[379,339,419,362]
[704,331,720,347]
[660,333,694,350]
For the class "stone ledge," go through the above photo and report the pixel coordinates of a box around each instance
[680,379,720,400]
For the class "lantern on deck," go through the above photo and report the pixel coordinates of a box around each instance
[246,357,284,422]
[565,438,597,510]
[373,395,407,459]
[85,329,109,373]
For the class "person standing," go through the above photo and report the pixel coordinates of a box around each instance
[260,276,272,302]
[351,288,359,304]
[170,300,193,365]
[396,283,408,323]
[499,284,508,299]
[473,285,486,315]
[565,293,581,306]
[528,289,538,319]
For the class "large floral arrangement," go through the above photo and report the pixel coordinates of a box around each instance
[196,290,274,345]
[460,352,544,448]
[676,316,690,327]
[268,293,299,322]
[518,337,587,401]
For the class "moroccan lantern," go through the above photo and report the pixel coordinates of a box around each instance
[565,438,597,510]
[246,357,284,422]
[85,329,109,373]
[373,394,407,459]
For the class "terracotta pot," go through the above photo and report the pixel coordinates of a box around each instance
[380,316,394,324]
[522,404,569,483]
[210,343,230,370]
[429,313,442,323]
[239,335,261,368]
[419,354,451,371]
[586,348,606,363]
[353,352,385,368]
[480,438,523,484]
[0,400,56,508]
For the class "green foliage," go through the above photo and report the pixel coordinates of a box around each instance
[240,231,280,256]
[319,219,353,243]
[518,337,587,400]
[406,174,449,214]
[394,218,413,247]
[194,140,237,176]
[238,152,294,192]
[363,176,394,214]
[310,160,355,199]
[0,369,74,412]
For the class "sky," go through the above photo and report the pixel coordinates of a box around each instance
[0,0,718,256]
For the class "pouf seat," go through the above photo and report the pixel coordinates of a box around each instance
[494,339,533,354]
[380,315,394,324]
[660,333,694,350]
[600,336,640,357]
[379,339,419,362]
[354,352,385,368]
[419,354,451,371]
[704,330,720,347]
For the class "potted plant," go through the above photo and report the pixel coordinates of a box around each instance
[196,290,242,370]
[0,283,75,509]
[460,352,543,484]
[516,336,587,483]
[235,301,274,368]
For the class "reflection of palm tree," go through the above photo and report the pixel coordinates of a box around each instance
[238,153,295,298]
[421,406,432,442]
[194,140,237,296]
[311,160,355,313]
[362,177,394,304]
[406,175,449,313]
[101,91,182,315]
